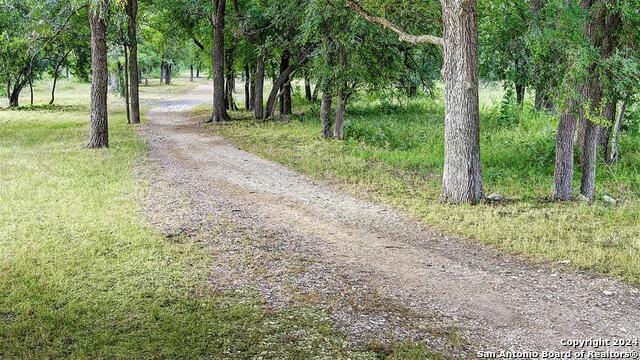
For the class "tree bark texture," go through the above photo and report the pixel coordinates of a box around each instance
[210,0,230,122]
[244,64,251,111]
[123,44,131,124]
[88,3,109,148]
[253,56,265,119]
[126,0,141,124]
[320,92,333,139]
[440,0,484,204]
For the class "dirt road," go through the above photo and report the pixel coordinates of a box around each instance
[138,82,640,357]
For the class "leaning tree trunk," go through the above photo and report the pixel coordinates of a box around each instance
[210,0,230,122]
[9,84,21,108]
[253,56,265,119]
[88,2,109,148]
[440,0,483,204]
[265,66,294,118]
[126,0,141,124]
[50,51,70,105]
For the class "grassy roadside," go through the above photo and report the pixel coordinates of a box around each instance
[204,90,640,284]
[0,79,440,359]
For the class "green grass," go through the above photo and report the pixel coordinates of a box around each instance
[210,87,640,284]
[0,79,441,359]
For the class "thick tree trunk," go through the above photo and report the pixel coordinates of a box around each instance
[579,79,604,199]
[440,0,483,204]
[210,0,230,122]
[123,44,131,124]
[334,94,347,140]
[552,98,579,200]
[126,0,141,124]
[244,64,251,111]
[164,64,172,85]
[320,92,333,139]
[88,3,109,148]
[334,48,348,139]
[253,56,265,119]
[9,84,21,107]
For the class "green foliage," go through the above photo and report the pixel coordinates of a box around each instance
[497,86,520,126]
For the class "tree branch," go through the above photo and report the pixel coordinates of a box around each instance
[345,0,443,47]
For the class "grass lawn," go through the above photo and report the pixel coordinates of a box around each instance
[0,79,439,359]
[209,85,640,284]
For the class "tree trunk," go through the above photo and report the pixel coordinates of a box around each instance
[408,83,417,98]
[334,48,347,139]
[278,50,292,115]
[244,64,251,111]
[196,64,201,78]
[253,55,265,119]
[334,94,347,140]
[190,65,194,82]
[225,44,238,111]
[320,92,333,139]
[552,98,579,200]
[579,78,604,199]
[515,82,525,106]
[9,84,21,107]
[50,51,70,105]
[28,77,33,106]
[265,65,294,119]
[126,0,141,124]
[312,84,319,102]
[50,69,60,105]
[607,96,627,164]
[210,0,230,122]
[440,0,483,204]
[599,98,616,151]
[123,44,131,124]
[304,72,312,101]
[164,64,172,85]
[88,3,109,148]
